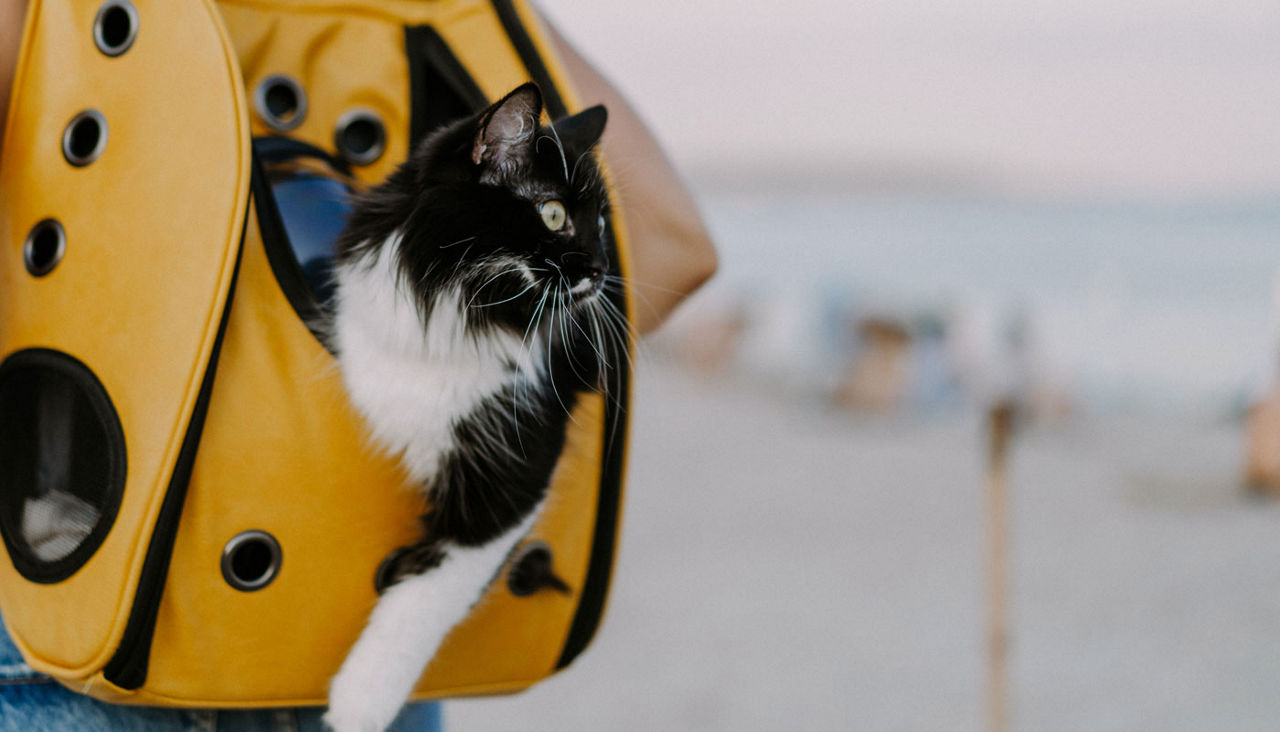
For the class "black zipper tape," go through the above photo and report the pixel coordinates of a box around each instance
[404,25,489,146]
[490,0,569,120]
[487,0,632,670]
[250,142,329,343]
[102,202,248,690]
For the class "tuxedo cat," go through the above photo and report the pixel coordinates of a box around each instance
[323,83,616,732]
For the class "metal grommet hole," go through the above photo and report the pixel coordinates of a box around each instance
[507,541,570,597]
[334,109,387,166]
[254,74,307,132]
[221,530,282,592]
[93,0,138,57]
[23,219,65,277]
[62,110,107,167]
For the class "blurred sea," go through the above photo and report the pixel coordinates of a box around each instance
[692,188,1280,414]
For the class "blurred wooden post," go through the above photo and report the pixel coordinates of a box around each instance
[986,401,1015,732]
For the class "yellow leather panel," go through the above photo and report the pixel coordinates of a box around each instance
[2,0,631,706]
[0,0,249,675]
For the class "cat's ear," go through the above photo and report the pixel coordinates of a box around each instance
[552,105,608,151]
[472,83,543,167]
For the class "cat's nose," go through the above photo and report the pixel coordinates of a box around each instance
[559,252,605,281]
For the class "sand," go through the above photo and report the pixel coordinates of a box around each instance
[448,363,1280,731]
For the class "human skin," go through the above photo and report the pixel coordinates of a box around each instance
[0,0,25,164]
[0,0,715,332]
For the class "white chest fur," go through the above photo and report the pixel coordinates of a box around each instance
[325,236,552,732]
[331,237,538,483]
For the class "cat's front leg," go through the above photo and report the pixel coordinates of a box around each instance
[324,517,534,732]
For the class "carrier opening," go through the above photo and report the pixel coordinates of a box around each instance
[252,138,355,331]
[0,349,126,583]
[250,28,486,340]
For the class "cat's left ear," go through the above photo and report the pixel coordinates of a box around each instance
[472,83,543,167]
[552,105,608,151]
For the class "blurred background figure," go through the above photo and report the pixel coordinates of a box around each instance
[442,1,1280,730]
[1243,268,1280,495]
[831,316,912,413]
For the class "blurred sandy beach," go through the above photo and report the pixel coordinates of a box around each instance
[450,361,1280,731]
[450,4,1280,727]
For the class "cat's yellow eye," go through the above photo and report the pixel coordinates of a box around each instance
[539,200,567,232]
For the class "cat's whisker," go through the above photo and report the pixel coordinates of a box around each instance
[581,301,628,444]
[512,302,547,407]
[586,305,621,403]
[603,273,690,313]
[595,293,638,345]
[569,306,607,365]
[578,167,602,199]
[542,286,564,388]
[569,149,594,188]
[541,126,570,182]
[463,265,537,310]
[416,262,439,287]
[593,297,638,374]
[560,308,593,386]
[511,285,552,442]
[543,282,581,426]
[437,235,476,249]
[472,280,539,309]
[600,275,671,327]
[585,304,604,379]
[450,244,475,277]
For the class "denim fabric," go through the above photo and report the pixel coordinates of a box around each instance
[0,617,443,731]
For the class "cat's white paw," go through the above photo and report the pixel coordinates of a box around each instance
[322,707,400,732]
[326,640,420,732]
[324,673,404,732]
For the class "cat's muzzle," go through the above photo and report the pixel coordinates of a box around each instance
[569,273,603,300]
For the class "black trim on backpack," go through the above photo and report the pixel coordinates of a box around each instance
[251,139,331,344]
[404,26,488,146]
[555,217,630,670]
[254,136,353,176]
[0,349,127,584]
[102,204,249,690]
[489,0,568,120]
[484,0,631,670]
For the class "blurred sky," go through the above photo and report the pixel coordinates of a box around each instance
[538,0,1280,200]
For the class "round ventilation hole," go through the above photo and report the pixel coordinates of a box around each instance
[221,530,282,592]
[93,0,138,57]
[254,75,307,132]
[334,109,387,166]
[62,110,107,167]
[23,219,66,277]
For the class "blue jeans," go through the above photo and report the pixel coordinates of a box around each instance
[0,617,442,731]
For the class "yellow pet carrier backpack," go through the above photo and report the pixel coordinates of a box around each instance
[0,0,632,707]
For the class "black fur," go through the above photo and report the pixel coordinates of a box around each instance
[334,84,613,591]
[336,84,610,331]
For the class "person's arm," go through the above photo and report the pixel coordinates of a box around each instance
[542,17,717,334]
[0,0,28,158]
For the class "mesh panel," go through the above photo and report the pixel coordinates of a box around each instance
[0,349,125,583]
[263,154,353,309]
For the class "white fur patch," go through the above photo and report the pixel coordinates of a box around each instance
[327,234,556,730]
[331,236,541,482]
[324,515,537,732]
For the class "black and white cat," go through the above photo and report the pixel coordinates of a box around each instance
[323,83,618,732]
